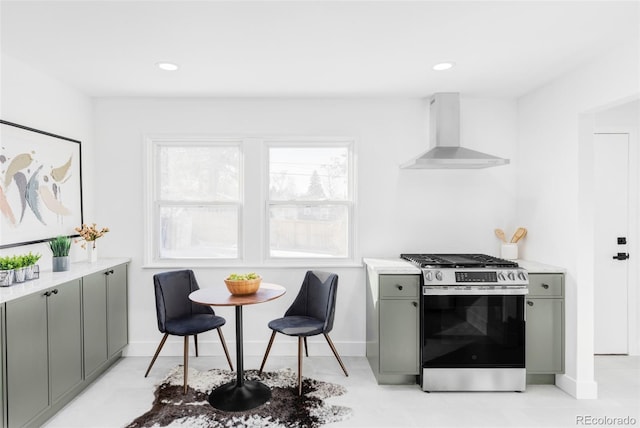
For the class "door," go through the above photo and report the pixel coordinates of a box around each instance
[48,280,83,403]
[594,133,629,354]
[107,264,128,357]
[422,294,525,368]
[83,271,108,377]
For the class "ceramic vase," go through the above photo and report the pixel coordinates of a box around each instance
[87,242,98,263]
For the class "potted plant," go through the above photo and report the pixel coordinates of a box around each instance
[23,252,42,280]
[0,255,16,286]
[12,255,28,283]
[49,235,72,272]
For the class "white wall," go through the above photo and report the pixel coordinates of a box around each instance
[517,42,639,398]
[93,96,518,358]
[0,53,94,263]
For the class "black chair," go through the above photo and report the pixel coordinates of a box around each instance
[144,269,233,393]
[258,270,348,395]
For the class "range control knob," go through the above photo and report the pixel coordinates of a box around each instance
[424,271,434,281]
[435,271,443,281]
[507,271,516,281]
[497,271,506,281]
[517,271,527,281]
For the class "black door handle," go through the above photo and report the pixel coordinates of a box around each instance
[613,253,630,260]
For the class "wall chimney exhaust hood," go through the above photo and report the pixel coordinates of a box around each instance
[401,93,510,169]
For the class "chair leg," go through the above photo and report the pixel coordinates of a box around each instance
[217,328,234,371]
[259,331,277,375]
[194,334,199,357]
[298,336,304,396]
[183,336,189,394]
[303,337,309,357]
[324,333,349,377]
[144,333,169,377]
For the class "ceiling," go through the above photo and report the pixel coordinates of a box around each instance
[1,1,638,98]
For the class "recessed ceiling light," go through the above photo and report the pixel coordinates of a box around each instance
[432,62,455,71]
[156,62,179,71]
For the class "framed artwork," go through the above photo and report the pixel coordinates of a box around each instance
[0,120,83,249]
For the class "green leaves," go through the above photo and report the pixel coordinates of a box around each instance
[49,236,71,257]
[226,272,259,280]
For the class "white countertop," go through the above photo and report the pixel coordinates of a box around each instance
[362,258,421,274]
[516,260,566,274]
[363,257,565,275]
[0,258,131,304]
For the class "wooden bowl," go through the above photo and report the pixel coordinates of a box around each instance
[224,277,261,295]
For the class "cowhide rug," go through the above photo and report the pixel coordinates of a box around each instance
[127,366,352,428]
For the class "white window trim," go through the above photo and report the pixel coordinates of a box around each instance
[263,138,358,266]
[143,135,245,268]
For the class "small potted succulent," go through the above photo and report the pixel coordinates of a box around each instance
[11,255,28,283]
[23,252,42,280]
[49,236,72,272]
[0,256,16,286]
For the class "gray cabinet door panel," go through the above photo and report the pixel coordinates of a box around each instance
[380,299,419,374]
[528,274,564,298]
[526,298,564,373]
[380,275,419,298]
[83,272,108,376]
[5,292,49,428]
[48,280,83,402]
[107,264,128,357]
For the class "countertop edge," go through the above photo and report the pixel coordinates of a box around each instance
[0,258,131,304]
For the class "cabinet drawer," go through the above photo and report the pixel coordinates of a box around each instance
[380,275,419,298]
[528,274,564,297]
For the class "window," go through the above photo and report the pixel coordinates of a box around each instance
[148,139,242,262]
[267,143,354,259]
[145,136,355,266]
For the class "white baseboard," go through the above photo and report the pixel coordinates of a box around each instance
[555,373,598,399]
[124,338,365,358]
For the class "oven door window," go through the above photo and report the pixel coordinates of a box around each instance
[422,295,525,368]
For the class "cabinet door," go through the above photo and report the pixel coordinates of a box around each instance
[107,264,128,357]
[48,280,83,403]
[83,271,108,376]
[1,304,4,428]
[379,299,419,374]
[526,298,564,373]
[5,292,49,428]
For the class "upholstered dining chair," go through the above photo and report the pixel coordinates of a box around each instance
[144,269,234,394]
[258,270,349,395]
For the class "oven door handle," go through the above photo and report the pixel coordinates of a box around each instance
[423,288,529,296]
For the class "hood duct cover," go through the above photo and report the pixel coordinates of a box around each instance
[401,93,509,169]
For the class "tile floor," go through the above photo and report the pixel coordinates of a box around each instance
[44,355,639,428]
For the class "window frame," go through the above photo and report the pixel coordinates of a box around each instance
[264,138,357,264]
[144,135,244,267]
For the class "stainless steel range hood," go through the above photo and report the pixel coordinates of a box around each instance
[401,93,509,169]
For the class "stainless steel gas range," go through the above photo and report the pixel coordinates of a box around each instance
[401,254,529,392]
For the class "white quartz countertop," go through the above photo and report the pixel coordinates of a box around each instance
[363,257,565,275]
[0,258,131,304]
[516,260,566,274]
[362,258,421,274]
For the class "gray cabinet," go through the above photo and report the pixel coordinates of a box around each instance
[5,280,82,428]
[526,273,565,384]
[367,273,420,384]
[107,265,128,357]
[0,304,5,428]
[82,263,128,380]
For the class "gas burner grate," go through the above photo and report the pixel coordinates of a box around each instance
[400,253,518,268]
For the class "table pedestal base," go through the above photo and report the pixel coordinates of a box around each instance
[208,380,271,411]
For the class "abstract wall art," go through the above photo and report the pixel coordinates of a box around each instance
[0,120,83,248]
